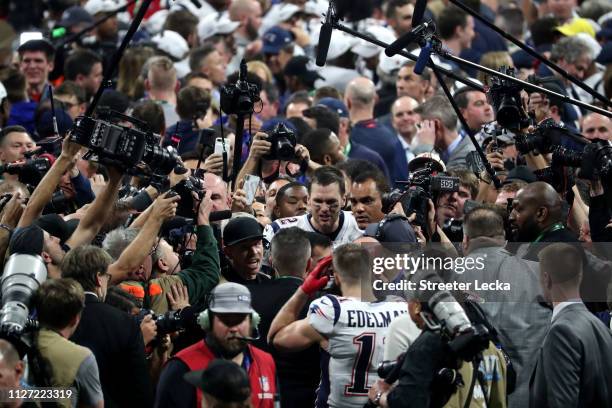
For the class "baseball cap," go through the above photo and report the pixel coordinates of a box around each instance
[84,0,117,15]
[364,214,417,244]
[352,25,396,59]
[223,217,263,247]
[198,13,240,42]
[17,39,55,57]
[597,15,612,41]
[316,97,349,118]
[183,360,251,402]
[263,26,294,55]
[597,42,612,64]
[326,31,357,61]
[504,165,536,184]
[284,56,323,83]
[408,152,446,173]
[261,3,301,33]
[9,225,45,256]
[556,17,596,38]
[378,53,406,75]
[34,214,76,244]
[60,6,94,28]
[207,283,255,314]
[144,9,169,36]
[152,30,189,61]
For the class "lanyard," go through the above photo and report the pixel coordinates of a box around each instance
[533,222,565,243]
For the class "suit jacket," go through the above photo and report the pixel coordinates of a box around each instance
[446,135,476,170]
[529,302,612,408]
[71,293,153,408]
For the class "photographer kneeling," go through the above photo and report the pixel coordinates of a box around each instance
[367,270,508,408]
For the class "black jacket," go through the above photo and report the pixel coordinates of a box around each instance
[71,293,153,408]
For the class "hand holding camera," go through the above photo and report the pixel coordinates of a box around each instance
[248,132,272,160]
[197,190,214,226]
[152,193,180,221]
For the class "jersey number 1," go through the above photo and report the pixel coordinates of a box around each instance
[346,333,376,395]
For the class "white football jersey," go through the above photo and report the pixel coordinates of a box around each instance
[264,211,363,247]
[308,295,408,408]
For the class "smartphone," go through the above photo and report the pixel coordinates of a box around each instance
[19,32,43,45]
[214,138,225,155]
[243,175,260,206]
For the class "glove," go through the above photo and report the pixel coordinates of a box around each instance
[301,255,333,296]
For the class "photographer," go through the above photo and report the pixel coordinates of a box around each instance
[368,271,508,408]
[163,86,212,155]
[104,191,220,313]
[33,278,104,408]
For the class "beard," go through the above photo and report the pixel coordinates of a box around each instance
[514,217,541,242]
[207,333,247,359]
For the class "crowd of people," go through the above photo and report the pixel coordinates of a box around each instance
[0,0,610,407]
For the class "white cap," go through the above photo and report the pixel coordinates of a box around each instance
[198,13,240,41]
[145,9,169,36]
[378,52,406,75]
[152,30,189,61]
[0,82,6,102]
[84,0,118,15]
[261,3,301,33]
[326,30,357,60]
[352,25,396,58]
[304,0,326,17]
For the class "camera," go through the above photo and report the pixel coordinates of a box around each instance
[0,154,54,187]
[264,122,297,161]
[136,306,196,338]
[220,60,260,116]
[166,177,205,218]
[71,110,179,176]
[382,164,460,231]
[553,139,612,185]
[487,66,530,131]
[0,254,47,336]
[514,119,585,156]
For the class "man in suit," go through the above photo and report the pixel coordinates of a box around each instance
[62,245,153,408]
[530,242,612,408]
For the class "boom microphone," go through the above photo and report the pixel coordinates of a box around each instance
[316,2,334,66]
[385,22,434,57]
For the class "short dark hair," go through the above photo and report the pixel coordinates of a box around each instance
[61,245,113,292]
[303,105,339,134]
[131,100,165,134]
[176,86,211,120]
[449,169,479,199]
[309,166,345,195]
[1,69,26,104]
[286,90,312,110]
[189,45,217,72]
[34,278,85,331]
[463,207,505,239]
[438,7,468,39]
[313,86,341,102]
[163,10,199,42]
[276,181,307,205]
[305,231,332,249]
[64,50,102,81]
[301,128,336,164]
[0,125,28,145]
[530,17,561,48]
[184,71,210,85]
[271,227,311,276]
[17,39,55,61]
[335,159,380,182]
[55,80,86,104]
[353,169,390,194]
[385,0,411,19]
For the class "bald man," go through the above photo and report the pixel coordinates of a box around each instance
[530,243,612,408]
[345,77,408,185]
[0,339,25,408]
[391,96,420,163]
[581,113,611,141]
[508,181,576,243]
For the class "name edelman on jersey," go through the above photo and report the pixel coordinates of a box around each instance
[347,309,407,328]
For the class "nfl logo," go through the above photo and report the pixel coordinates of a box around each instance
[260,376,270,392]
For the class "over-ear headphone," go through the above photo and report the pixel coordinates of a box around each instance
[197,308,261,332]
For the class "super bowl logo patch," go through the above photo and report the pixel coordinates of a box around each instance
[260,376,270,392]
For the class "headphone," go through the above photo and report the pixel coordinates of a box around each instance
[197,291,261,335]
[373,213,410,242]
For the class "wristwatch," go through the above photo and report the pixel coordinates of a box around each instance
[373,391,383,406]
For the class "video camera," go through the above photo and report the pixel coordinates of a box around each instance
[0,151,54,187]
[553,139,612,186]
[487,66,530,131]
[382,164,460,231]
[71,109,180,176]
[264,122,297,161]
